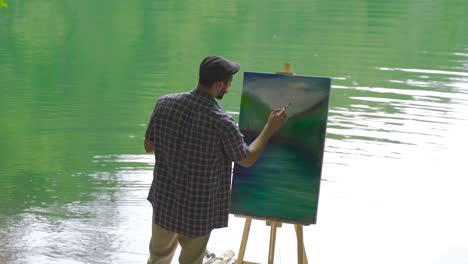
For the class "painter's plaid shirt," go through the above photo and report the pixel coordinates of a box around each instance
[145,88,250,237]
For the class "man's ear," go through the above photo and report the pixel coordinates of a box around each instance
[215,81,223,90]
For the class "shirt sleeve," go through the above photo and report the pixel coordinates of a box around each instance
[145,100,159,142]
[219,115,250,162]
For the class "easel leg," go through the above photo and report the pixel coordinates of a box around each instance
[236,217,252,264]
[294,224,308,264]
[268,221,278,264]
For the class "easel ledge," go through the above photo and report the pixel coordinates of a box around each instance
[235,63,308,264]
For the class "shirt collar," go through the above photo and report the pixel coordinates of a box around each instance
[191,88,216,104]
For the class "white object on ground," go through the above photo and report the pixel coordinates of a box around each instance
[204,249,235,264]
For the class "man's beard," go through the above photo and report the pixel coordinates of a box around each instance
[216,90,226,99]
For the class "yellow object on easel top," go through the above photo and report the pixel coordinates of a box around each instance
[0,0,8,8]
[276,63,294,75]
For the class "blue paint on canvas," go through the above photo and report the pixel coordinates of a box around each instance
[231,72,331,225]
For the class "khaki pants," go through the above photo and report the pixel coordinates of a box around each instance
[147,218,210,264]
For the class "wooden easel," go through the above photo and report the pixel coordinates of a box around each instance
[235,217,308,264]
[235,64,308,264]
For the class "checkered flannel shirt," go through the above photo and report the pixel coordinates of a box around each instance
[145,88,250,237]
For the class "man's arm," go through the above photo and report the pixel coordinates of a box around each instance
[144,138,154,153]
[238,108,287,167]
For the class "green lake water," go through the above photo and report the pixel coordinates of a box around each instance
[1,0,468,263]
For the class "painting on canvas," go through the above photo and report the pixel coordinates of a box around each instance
[231,72,331,224]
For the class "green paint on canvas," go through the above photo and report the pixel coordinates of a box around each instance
[0,0,8,8]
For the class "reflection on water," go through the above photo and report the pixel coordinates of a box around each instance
[0,155,153,264]
[1,0,468,263]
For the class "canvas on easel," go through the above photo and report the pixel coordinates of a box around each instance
[231,71,331,225]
